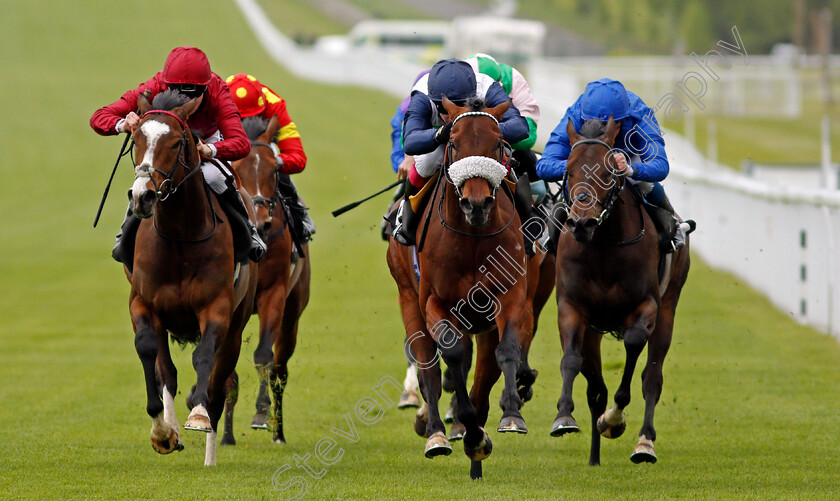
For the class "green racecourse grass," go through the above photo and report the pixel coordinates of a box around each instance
[1,1,840,499]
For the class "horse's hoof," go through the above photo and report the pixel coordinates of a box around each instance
[596,413,626,439]
[184,411,212,432]
[398,390,421,409]
[464,428,492,461]
[549,416,579,437]
[444,406,455,424]
[150,429,184,454]
[220,434,236,446]
[273,437,286,445]
[424,431,452,458]
[497,415,528,434]
[251,413,269,430]
[448,422,466,441]
[630,436,657,464]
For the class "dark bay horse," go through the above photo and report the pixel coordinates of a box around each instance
[387,96,544,479]
[224,115,311,445]
[127,90,258,465]
[550,117,691,465]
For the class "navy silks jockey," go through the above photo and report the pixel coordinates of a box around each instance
[392,58,530,246]
[90,47,267,264]
[536,78,688,250]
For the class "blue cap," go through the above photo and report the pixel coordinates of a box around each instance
[580,78,630,121]
[427,59,476,103]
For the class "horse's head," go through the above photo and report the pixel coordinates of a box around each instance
[232,115,281,237]
[442,95,510,227]
[563,116,623,243]
[130,89,201,218]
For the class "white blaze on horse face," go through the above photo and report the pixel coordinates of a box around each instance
[133,120,172,199]
[252,156,263,197]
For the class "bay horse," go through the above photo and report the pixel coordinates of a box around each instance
[549,117,691,465]
[223,115,311,445]
[386,96,543,479]
[126,90,258,465]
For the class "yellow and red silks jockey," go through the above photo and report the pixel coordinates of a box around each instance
[225,73,307,175]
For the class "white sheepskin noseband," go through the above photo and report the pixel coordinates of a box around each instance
[448,156,508,190]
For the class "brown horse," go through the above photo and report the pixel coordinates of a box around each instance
[224,115,311,445]
[126,90,258,465]
[387,96,544,479]
[549,117,691,465]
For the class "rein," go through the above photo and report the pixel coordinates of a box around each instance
[436,110,517,239]
[138,109,218,243]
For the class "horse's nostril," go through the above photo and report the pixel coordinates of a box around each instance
[127,189,133,201]
[263,221,272,234]
[583,218,598,230]
[459,199,471,213]
[141,190,156,205]
[482,196,494,211]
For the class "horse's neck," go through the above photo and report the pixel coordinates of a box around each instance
[154,170,214,239]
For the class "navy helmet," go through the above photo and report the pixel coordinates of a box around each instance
[427,58,476,103]
[580,78,631,121]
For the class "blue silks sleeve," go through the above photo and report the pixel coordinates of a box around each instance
[389,106,405,173]
[485,82,528,144]
[536,109,576,181]
[402,92,439,156]
[620,112,669,182]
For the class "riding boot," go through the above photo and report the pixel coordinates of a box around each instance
[112,205,141,272]
[219,186,267,262]
[381,182,405,241]
[277,174,315,244]
[392,179,421,246]
[648,193,690,252]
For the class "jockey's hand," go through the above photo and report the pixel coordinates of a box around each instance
[119,112,140,133]
[613,153,634,177]
[397,156,414,180]
[434,122,453,145]
[197,140,213,159]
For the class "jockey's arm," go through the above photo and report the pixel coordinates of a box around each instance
[402,93,439,156]
[264,98,307,175]
[390,105,406,173]
[485,82,528,145]
[535,113,574,182]
[90,75,163,136]
[508,67,540,151]
[622,119,669,182]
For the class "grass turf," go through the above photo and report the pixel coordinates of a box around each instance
[1,1,839,499]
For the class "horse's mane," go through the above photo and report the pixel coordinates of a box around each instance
[241,116,271,141]
[580,118,607,139]
[465,97,486,112]
[151,89,190,111]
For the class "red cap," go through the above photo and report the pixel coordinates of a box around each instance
[225,73,266,117]
[163,47,212,85]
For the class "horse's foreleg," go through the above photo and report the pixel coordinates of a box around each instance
[600,297,658,454]
[221,370,238,446]
[426,298,490,464]
[155,334,184,453]
[496,319,528,434]
[270,296,301,445]
[469,331,501,431]
[184,319,226,434]
[580,329,607,466]
[399,362,422,409]
[633,299,677,464]
[551,300,586,437]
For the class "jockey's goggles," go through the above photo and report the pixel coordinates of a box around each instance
[169,83,207,99]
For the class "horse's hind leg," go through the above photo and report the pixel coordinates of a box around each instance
[269,299,301,445]
[251,312,275,430]
[221,370,238,445]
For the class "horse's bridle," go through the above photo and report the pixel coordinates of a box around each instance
[563,138,626,226]
[438,111,517,238]
[563,138,645,246]
[136,110,202,202]
[249,141,281,219]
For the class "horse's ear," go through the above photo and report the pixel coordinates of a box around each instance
[566,118,579,145]
[172,96,202,122]
[441,95,465,118]
[266,115,280,142]
[604,116,620,145]
[137,91,152,115]
[486,99,511,122]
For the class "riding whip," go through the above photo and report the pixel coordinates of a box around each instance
[331,179,402,217]
[93,132,132,228]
